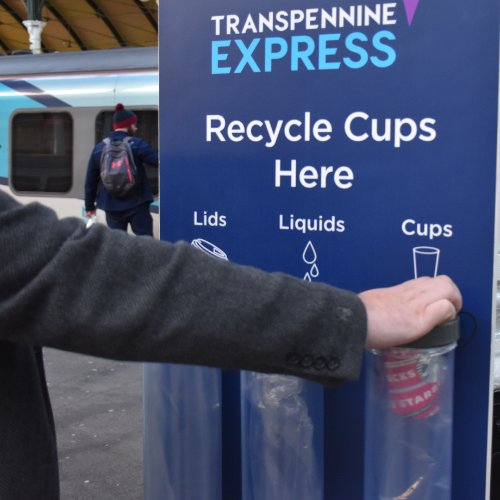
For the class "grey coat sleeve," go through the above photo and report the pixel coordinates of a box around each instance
[0,192,367,388]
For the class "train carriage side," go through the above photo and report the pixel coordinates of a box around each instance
[0,47,160,237]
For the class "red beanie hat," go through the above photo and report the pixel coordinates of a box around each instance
[113,103,137,130]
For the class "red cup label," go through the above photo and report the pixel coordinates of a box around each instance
[384,353,440,419]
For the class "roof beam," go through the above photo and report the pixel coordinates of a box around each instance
[0,33,10,54]
[0,0,26,26]
[84,0,126,47]
[44,1,87,50]
[131,0,157,33]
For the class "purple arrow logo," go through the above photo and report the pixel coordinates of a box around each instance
[403,0,420,25]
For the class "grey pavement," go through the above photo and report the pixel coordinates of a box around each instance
[43,348,144,500]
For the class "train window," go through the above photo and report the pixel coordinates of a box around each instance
[95,109,159,196]
[12,112,73,193]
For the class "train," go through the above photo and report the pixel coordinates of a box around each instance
[0,46,160,236]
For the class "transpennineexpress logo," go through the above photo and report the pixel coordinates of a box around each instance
[211,2,421,74]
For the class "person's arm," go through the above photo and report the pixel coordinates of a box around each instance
[84,149,102,214]
[0,192,365,388]
[135,139,158,167]
[0,192,461,388]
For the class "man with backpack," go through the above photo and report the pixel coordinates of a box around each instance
[85,103,158,236]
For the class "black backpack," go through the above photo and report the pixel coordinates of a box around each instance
[100,136,139,198]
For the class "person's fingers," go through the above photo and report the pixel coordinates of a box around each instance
[412,276,462,314]
[360,276,462,349]
[421,299,457,333]
[432,276,462,311]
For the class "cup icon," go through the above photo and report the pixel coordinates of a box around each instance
[413,246,440,279]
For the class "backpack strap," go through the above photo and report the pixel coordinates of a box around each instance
[100,137,111,164]
[121,136,138,175]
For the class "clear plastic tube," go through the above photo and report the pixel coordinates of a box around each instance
[494,277,500,390]
[364,344,456,500]
[241,372,322,500]
[143,363,221,500]
[143,238,227,500]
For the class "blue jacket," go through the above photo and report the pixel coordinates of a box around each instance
[85,131,159,212]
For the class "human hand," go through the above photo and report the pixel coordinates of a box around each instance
[358,276,462,349]
[85,210,96,218]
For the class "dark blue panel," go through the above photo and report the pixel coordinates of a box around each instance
[159,0,500,498]
[221,370,242,500]
[324,368,365,499]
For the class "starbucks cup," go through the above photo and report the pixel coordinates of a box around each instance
[364,318,460,500]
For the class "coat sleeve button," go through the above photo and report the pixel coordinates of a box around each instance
[314,357,327,370]
[286,353,301,366]
[327,356,340,371]
[301,354,314,368]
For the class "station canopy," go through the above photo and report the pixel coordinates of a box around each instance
[0,0,158,55]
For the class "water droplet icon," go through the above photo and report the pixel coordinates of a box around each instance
[310,263,319,278]
[303,241,317,264]
[304,272,311,281]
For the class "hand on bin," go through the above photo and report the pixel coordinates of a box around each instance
[359,275,462,349]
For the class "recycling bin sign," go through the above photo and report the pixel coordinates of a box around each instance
[146,1,500,498]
